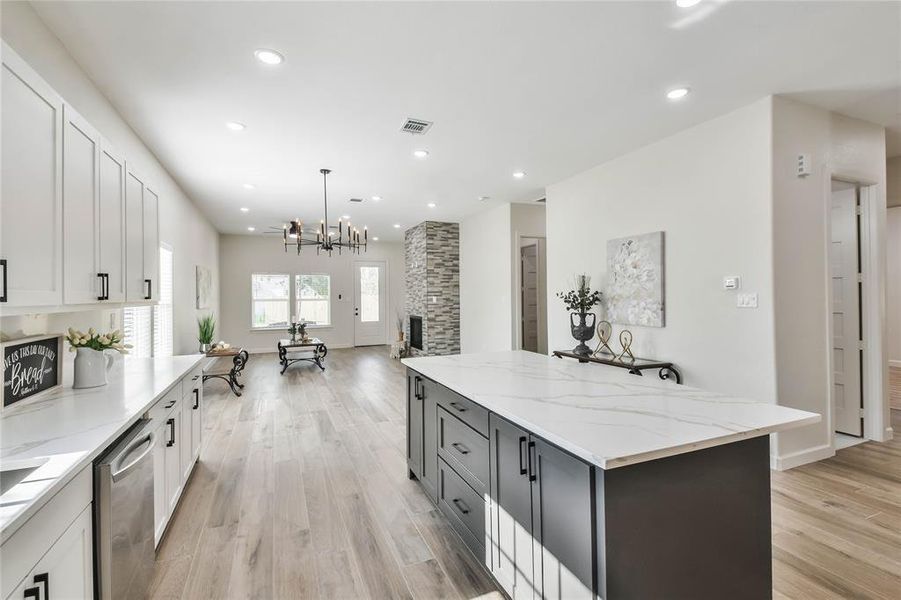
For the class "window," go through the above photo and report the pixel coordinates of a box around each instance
[124,246,174,357]
[359,267,379,322]
[153,245,174,357]
[251,273,290,328]
[295,274,331,326]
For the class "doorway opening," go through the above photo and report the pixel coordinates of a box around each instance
[353,260,387,346]
[518,237,547,354]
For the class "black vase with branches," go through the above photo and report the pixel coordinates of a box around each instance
[557,274,603,356]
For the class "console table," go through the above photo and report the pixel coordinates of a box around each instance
[277,338,328,373]
[203,347,249,396]
[553,350,683,384]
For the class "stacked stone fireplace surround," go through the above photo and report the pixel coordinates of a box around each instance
[404,221,460,356]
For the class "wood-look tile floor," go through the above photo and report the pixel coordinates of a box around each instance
[151,347,901,599]
[890,366,901,411]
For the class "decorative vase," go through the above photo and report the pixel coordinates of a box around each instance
[199,342,211,354]
[570,312,596,356]
[398,331,405,342]
[73,347,114,389]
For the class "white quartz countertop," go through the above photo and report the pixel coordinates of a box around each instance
[402,351,820,470]
[0,354,204,542]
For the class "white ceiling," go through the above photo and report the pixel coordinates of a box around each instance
[31,1,901,241]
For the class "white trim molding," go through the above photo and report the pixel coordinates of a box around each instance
[771,443,835,471]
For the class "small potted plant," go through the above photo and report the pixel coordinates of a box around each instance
[557,274,603,356]
[197,314,216,353]
[65,328,131,389]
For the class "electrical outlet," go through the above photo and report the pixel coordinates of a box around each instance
[737,293,758,308]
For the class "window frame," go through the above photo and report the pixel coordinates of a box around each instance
[250,272,292,330]
[294,273,332,328]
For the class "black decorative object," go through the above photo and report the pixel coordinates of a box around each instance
[2,334,64,408]
[557,274,603,357]
[553,350,683,384]
[266,168,367,256]
[570,312,596,356]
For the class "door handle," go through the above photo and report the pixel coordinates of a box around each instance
[414,376,422,400]
[452,498,470,515]
[451,442,470,455]
[33,573,48,600]
[0,258,7,303]
[166,418,175,447]
[103,273,110,300]
[528,440,537,482]
[111,431,155,482]
[193,388,200,410]
[144,278,152,300]
[23,587,39,600]
[519,436,528,475]
[97,273,105,300]
[449,401,466,413]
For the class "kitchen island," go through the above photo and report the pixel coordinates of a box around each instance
[402,351,819,600]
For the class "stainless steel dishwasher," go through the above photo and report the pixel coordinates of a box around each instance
[94,418,156,599]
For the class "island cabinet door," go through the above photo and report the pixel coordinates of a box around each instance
[530,438,595,600]
[489,415,537,600]
[406,371,423,478]
[419,377,439,501]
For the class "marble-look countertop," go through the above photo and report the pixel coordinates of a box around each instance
[0,355,204,542]
[402,351,819,470]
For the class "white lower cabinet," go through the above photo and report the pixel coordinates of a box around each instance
[1,467,93,600]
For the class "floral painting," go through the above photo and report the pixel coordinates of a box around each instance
[196,265,212,309]
[606,231,665,327]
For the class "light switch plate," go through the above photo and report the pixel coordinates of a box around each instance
[737,293,758,308]
[723,276,741,290]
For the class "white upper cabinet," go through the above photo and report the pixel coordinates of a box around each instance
[62,106,101,304]
[125,168,146,302]
[143,187,160,302]
[99,142,126,302]
[0,43,63,308]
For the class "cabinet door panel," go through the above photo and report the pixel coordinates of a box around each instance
[532,438,594,600]
[125,170,145,302]
[407,372,423,477]
[0,46,63,306]
[420,377,439,500]
[191,377,203,460]
[153,419,167,546]
[489,415,536,599]
[180,395,194,481]
[143,188,159,301]
[62,106,100,304]
[99,143,126,302]
[164,410,182,515]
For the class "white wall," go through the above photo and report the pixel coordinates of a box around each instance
[771,96,889,464]
[546,98,777,404]
[218,235,403,352]
[460,203,513,353]
[511,204,547,353]
[887,207,901,364]
[0,2,219,355]
[887,156,901,208]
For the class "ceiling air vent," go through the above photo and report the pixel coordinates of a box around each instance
[349,198,363,203]
[400,118,433,135]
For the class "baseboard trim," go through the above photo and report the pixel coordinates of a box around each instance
[889,359,901,369]
[771,443,835,471]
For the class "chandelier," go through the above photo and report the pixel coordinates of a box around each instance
[269,168,367,255]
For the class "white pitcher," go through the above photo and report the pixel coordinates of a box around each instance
[73,347,115,389]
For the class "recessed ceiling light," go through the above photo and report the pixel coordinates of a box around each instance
[371,195,382,201]
[427,202,436,208]
[254,48,284,65]
[243,183,255,190]
[413,149,429,159]
[240,207,249,213]
[372,237,379,241]
[341,214,351,220]
[666,87,690,100]
[675,0,701,7]
[513,171,526,179]
[247,226,255,232]
[393,223,401,228]
[226,121,246,131]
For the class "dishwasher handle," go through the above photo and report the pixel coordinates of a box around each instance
[110,430,155,483]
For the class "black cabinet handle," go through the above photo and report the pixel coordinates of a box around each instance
[164,400,176,409]
[23,587,39,600]
[193,388,199,410]
[166,418,175,447]
[519,436,528,475]
[451,442,470,455]
[144,278,152,300]
[528,440,537,482]
[104,273,110,300]
[97,273,105,300]
[452,498,470,515]
[33,573,48,600]
[414,376,422,400]
[1,258,7,303]
[449,401,466,413]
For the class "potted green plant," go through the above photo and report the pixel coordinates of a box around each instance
[557,274,603,356]
[197,314,216,353]
[65,328,131,388]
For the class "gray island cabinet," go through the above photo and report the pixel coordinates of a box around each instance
[403,351,819,600]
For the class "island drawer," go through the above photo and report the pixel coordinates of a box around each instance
[438,407,489,495]
[425,377,489,438]
[438,457,486,561]
[147,385,181,421]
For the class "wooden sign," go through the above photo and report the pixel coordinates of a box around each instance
[2,334,64,409]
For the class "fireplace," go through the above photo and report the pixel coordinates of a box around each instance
[410,316,423,351]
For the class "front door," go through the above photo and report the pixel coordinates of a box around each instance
[354,260,387,346]
[830,185,863,436]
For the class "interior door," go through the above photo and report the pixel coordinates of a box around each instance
[354,260,387,346]
[521,244,540,353]
[830,185,863,436]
